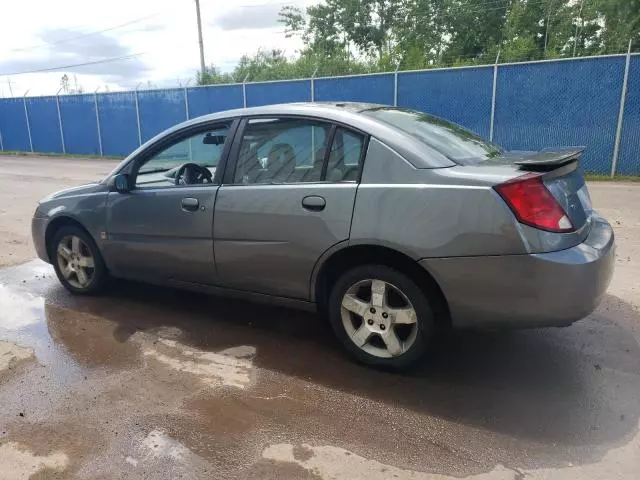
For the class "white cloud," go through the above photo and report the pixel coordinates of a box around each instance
[0,0,313,96]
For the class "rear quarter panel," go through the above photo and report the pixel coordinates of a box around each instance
[350,138,527,258]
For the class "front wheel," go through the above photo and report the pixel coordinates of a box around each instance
[50,226,108,295]
[328,265,435,369]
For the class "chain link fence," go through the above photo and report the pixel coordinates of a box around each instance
[1,53,639,175]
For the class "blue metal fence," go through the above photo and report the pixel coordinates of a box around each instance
[494,56,625,174]
[26,96,62,153]
[58,94,101,155]
[1,54,639,175]
[96,92,138,157]
[138,88,187,142]
[398,66,494,139]
[246,79,311,106]
[618,56,640,175]
[186,84,243,118]
[315,73,395,104]
[0,98,30,151]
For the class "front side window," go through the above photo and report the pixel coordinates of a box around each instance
[233,118,331,184]
[135,125,230,188]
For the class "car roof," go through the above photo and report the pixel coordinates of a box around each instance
[184,102,386,122]
[129,102,455,169]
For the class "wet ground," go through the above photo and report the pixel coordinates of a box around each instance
[1,155,639,479]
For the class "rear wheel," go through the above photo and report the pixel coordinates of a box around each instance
[328,265,435,369]
[51,226,108,295]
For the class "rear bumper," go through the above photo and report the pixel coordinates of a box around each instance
[32,216,50,263]
[420,215,615,329]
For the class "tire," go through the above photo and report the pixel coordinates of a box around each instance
[328,265,435,369]
[50,226,108,295]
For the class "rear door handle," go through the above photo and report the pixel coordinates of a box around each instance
[181,197,199,211]
[302,195,326,212]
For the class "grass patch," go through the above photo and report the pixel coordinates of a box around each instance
[585,174,640,182]
[0,150,123,160]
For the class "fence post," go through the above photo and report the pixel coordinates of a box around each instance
[242,74,249,108]
[310,67,318,102]
[184,87,190,120]
[0,103,4,150]
[489,50,500,142]
[55,88,66,154]
[23,90,33,152]
[394,61,401,107]
[611,40,632,177]
[93,87,103,156]
[134,83,142,145]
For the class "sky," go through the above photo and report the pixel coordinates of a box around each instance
[0,0,313,97]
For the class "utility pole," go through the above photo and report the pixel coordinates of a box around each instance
[544,0,555,56]
[573,0,584,57]
[194,0,206,84]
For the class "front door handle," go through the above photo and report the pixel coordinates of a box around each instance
[302,195,326,212]
[181,197,199,212]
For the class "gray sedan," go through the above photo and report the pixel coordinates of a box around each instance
[31,102,615,368]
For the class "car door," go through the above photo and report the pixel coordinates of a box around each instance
[213,116,368,300]
[104,121,235,285]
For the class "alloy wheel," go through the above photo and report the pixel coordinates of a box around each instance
[56,235,95,289]
[340,279,418,358]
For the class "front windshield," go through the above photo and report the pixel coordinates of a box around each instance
[363,108,502,164]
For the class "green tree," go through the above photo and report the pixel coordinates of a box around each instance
[198,0,640,86]
[594,0,640,53]
[196,64,234,85]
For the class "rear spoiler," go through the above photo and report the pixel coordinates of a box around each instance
[513,147,585,171]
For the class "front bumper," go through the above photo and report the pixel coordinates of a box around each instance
[31,216,51,263]
[420,215,616,329]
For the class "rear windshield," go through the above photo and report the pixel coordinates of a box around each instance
[362,108,502,164]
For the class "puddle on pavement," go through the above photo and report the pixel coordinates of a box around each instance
[143,339,256,389]
[0,276,258,390]
[0,341,34,377]
[0,285,44,331]
[0,441,68,479]
[263,442,517,479]
[262,416,640,480]
[1,260,640,479]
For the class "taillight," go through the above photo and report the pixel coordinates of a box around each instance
[494,173,574,233]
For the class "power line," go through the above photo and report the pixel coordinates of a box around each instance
[0,53,145,77]
[7,1,296,54]
[8,2,293,52]
[8,14,162,53]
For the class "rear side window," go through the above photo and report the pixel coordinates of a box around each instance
[326,128,364,182]
[233,118,330,184]
[362,108,502,165]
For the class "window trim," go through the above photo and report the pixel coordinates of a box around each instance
[128,119,240,190]
[320,126,337,181]
[223,114,369,186]
[327,126,369,184]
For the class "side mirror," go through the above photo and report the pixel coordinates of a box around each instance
[114,173,131,193]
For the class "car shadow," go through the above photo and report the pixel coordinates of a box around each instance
[43,278,640,462]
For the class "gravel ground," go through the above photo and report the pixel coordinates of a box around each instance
[0,154,639,479]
